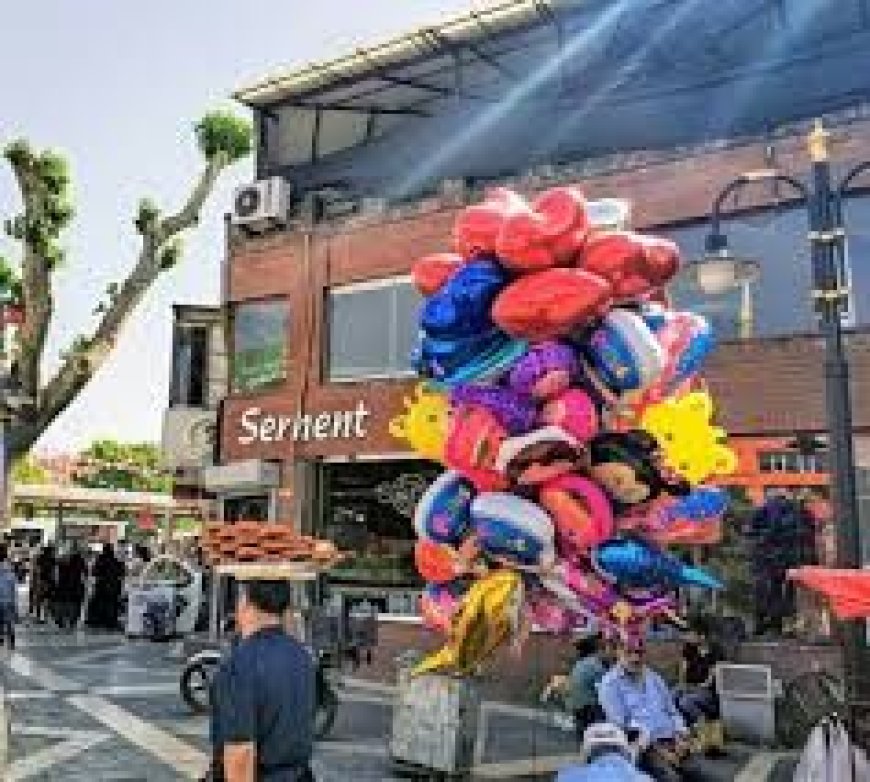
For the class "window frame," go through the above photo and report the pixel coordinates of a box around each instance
[758,449,830,474]
[170,323,210,407]
[229,296,290,395]
[324,274,420,384]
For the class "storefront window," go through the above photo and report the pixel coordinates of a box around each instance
[321,460,440,610]
[231,300,288,392]
[326,277,422,381]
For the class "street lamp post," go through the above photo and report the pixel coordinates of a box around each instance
[688,119,868,732]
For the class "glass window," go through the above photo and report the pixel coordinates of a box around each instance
[758,449,831,474]
[171,325,208,406]
[326,278,422,381]
[231,300,287,393]
[322,460,440,591]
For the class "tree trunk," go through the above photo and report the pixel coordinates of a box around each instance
[0,420,12,528]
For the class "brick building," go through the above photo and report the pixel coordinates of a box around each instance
[205,0,870,618]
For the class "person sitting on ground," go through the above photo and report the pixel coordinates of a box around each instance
[557,722,653,781]
[0,544,18,649]
[598,636,702,782]
[565,633,615,736]
[677,616,725,756]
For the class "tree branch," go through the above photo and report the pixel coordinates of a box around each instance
[8,160,52,402]
[11,156,229,459]
[159,151,227,239]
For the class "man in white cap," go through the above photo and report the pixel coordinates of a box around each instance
[556,723,653,781]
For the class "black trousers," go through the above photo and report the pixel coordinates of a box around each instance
[204,762,314,781]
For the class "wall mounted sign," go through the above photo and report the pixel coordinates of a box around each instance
[238,402,371,445]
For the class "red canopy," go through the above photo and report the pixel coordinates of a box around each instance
[788,567,870,619]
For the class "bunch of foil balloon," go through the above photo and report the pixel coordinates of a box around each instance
[389,186,738,677]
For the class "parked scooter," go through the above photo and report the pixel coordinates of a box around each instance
[179,620,339,739]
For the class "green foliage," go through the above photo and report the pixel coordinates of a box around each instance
[702,488,757,617]
[194,111,252,163]
[73,439,172,494]
[3,141,73,269]
[159,237,183,270]
[0,256,23,305]
[4,139,31,168]
[12,455,50,485]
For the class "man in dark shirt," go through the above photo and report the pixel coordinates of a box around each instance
[210,580,315,781]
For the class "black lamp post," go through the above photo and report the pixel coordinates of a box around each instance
[687,119,869,730]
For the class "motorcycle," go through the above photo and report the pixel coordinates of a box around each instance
[180,643,339,740]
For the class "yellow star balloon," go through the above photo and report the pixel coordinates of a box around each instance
[389,384,449,463]
[641,390,737,485]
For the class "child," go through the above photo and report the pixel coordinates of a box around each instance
[0,544,18,649]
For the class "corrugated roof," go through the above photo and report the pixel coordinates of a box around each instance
[233,0,578,107]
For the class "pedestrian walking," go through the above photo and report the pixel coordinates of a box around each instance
[55,544,88,630]
[33,545,57,623]
[207,580,315,782]
[86,544,125,630]
[0,544,19,649]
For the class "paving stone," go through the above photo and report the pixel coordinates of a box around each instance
[1,623,794,781]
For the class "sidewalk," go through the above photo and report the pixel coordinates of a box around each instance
[1,621,800,781]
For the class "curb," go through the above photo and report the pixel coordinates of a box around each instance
[0,682,8,774]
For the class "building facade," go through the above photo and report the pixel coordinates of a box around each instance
[211,1,870,615]
[160,304,226,518]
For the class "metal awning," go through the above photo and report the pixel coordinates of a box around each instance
[14,483,201,515]
[236,0,870,201]
[233,0,565,109]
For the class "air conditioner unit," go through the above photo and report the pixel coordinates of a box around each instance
[231,177,288,231]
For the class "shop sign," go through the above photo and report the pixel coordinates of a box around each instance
[238,402,371,445]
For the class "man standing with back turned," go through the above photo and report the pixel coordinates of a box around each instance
[209,580,315,781]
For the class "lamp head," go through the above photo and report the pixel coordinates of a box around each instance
[684,231,760,295]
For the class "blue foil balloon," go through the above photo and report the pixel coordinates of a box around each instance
[674,315,714,382]
[421,257,507,338]
[593,537,723,591]
[666,487,729,522]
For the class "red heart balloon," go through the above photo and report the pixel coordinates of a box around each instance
[551,227,588,265]
[533,186,589,240]
[492,268,612,341]
[453,188,526,257]
[496,204,559,272]
[580,231,652,300]
[638,234,681,285]
[413,253,464,296]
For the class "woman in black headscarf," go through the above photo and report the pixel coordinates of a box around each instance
[86,544,126,630]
